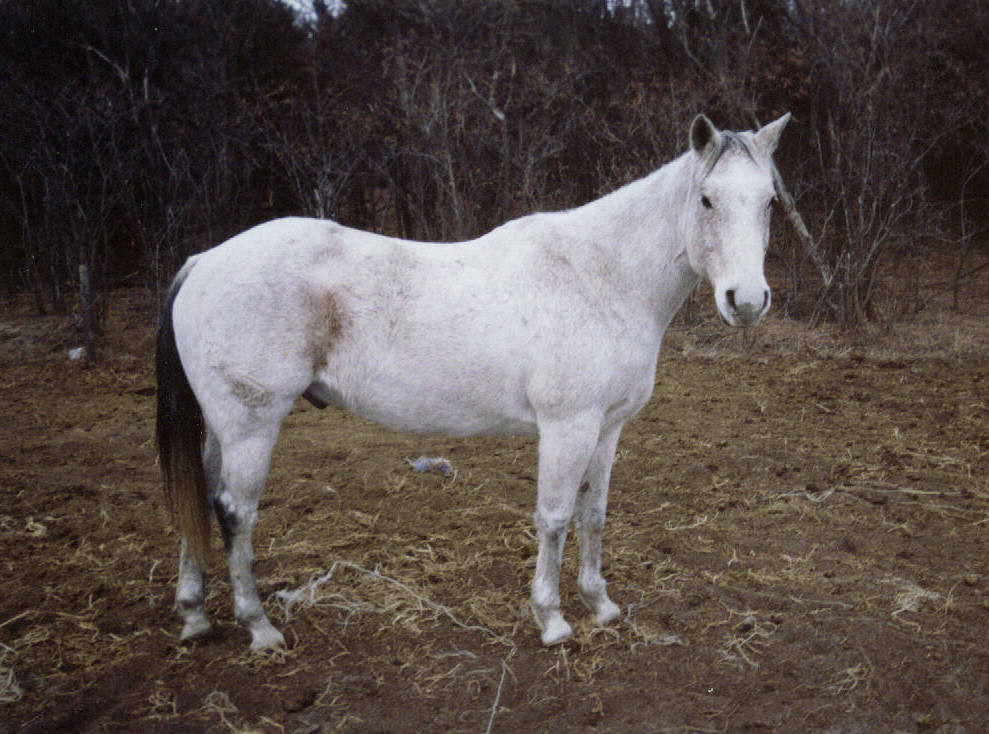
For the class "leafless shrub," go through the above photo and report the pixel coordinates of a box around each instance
[1,0,986,330]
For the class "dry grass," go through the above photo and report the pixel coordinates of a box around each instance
[271,559,516,647]
[0,641,23,704]
[3,281,989,731]
[670,257,989,362]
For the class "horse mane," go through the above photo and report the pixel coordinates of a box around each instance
[702,130,756,177]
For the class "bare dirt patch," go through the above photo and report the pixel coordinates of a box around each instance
[2,284,988,733]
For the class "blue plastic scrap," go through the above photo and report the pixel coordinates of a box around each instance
[405,456,454,477]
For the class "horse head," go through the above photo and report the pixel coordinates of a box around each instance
[686,112,790,327]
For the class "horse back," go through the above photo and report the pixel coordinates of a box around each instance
[174,216,659,436]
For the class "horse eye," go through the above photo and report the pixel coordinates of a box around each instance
[701,195,713,209]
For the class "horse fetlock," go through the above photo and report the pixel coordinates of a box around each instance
[578,578,621,624]
[584,592,622,625]
[175,586,204,613]
[175,585,203,608]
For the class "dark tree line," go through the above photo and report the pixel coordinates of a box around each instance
[1,0,986,327]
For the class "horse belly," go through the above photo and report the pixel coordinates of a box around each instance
[311,362,538,438]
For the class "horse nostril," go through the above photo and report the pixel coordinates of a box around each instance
[762,290,770,310]
[726,290,737,312]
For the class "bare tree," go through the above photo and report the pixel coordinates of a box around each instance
[2,0,986,331]
[786,1,971,325]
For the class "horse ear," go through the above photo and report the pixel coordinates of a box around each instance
[690,114,721,156]
[753,112,791,156]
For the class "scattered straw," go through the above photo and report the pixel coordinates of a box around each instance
[271,559,516,648]
[825,662,871,696]
[665,515,710,531]
[146,680,178,719]
[710,608,779,670]
[484,658,510,734]
[0,642,23,703]
[778,487,836,503]
[203,690,247,733]
[272,559,519,733]
[0,610,33,630]
[882,576,942,629]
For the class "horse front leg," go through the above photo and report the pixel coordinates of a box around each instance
[530,415,601,646]
[576,422,623,626]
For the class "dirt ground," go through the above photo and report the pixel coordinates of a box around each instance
[2,275,988,733]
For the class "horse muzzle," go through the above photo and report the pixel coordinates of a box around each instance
[717,284,771,327]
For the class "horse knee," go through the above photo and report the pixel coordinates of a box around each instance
[533,504,573,537]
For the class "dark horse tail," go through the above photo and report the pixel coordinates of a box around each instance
[156,262,210,564]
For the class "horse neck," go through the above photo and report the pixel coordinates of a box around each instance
[567,153,700,323]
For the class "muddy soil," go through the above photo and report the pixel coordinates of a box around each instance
[2,289,988,733]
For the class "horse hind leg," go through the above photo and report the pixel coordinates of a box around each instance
[575,423,623,626]
[212,426,286,650]
[176,536,211,640]
[175,430,221,641]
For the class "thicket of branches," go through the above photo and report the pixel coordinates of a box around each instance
[1,0,986,327]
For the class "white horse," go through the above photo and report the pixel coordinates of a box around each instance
[156,113,790,649]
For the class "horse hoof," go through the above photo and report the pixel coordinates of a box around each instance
[595,599,622,625]
[539,617,573,646]
[179,616,213,641]
[249,622,286,651]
